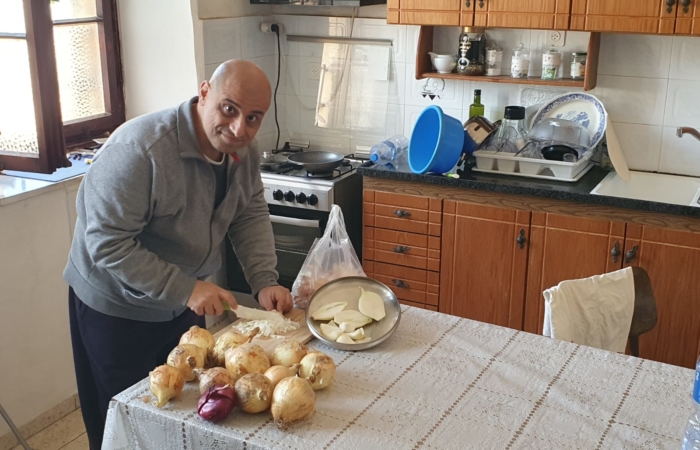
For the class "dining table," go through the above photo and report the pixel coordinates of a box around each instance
[102,305,695,449]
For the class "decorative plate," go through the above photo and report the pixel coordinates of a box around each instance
[532,92,607,148]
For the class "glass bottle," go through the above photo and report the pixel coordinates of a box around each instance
[487,106,528,153]
[511,43,530,79]
[571,52,587,79]
[486,42,504,77]
[469,89,485,118]
[457,27,486,76]
[542,46,562,80]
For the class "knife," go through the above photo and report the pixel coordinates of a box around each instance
[223,303,285,323]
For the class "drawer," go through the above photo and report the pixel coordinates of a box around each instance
[364,261,439,306]
[363,227,440,271]
[364,190,442,236]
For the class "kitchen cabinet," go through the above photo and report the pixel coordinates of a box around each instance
[622,224,700,369]
[570,0,678,33]
[363,177,700,368]
[387,0,473,26]
[523,213,626,334]
[439,201,530,329]
[474,0,572,30]
[675,0,700,34]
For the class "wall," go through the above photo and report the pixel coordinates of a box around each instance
[118,0,201,119]
[201,14,700,177]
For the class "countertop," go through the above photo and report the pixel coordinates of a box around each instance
[358,165,700,218]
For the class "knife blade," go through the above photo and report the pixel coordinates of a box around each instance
[225,303,285,323]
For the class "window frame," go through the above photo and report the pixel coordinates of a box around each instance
[0,0,124,174]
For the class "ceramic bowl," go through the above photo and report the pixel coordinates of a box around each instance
[429,52,457,74]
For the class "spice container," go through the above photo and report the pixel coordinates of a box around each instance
[486,43,503,77]
[457,27,486,76]
[542,46,562,80]
[571,52,587,79]
[511,43,530,79]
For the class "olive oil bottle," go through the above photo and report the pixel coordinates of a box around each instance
[469,89,485,118]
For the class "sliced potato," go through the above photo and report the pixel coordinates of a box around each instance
[358,288,386,321]
[336,334,355,344]
[320,323,342,341]
[348,328,365,340]
[339,322,357,333]
[334,310,372,329]
[311,302,347,321]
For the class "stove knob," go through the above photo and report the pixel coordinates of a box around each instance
[308,194,319,206]
[272,189,284,201]
[284,191,296,202]
[296,192,307,204]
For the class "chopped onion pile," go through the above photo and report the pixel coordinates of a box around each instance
[232,318,300,338]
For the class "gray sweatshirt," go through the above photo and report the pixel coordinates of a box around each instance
[64,97,278,322]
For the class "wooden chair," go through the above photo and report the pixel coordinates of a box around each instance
[628,267,658,357]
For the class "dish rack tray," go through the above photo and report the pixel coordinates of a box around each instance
[473,150,594,182]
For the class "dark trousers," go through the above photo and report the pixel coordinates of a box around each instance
[68,287,204,450]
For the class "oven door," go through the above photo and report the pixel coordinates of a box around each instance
[226,206,328,293]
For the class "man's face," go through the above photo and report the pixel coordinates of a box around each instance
[198,79,270,154]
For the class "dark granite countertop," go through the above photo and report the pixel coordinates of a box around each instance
[358,164,700,218]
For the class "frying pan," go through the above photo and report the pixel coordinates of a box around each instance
[287,151,345,173]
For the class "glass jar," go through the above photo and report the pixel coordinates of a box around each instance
[511,43,530,79]
[457,27,486,76]
[542,46,562,80]
[485,42,503,77]
[571,52,587,79]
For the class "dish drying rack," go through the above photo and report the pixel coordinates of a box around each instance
[472,150,594,182]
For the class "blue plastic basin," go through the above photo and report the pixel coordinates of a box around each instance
[408,106,465,174]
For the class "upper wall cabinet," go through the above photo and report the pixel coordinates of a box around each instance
[675,0,700,35]
[571,0,700,34]
[387,0,473,27]
[474,0,571,30]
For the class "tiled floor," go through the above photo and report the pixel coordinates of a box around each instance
[11,410,87,450]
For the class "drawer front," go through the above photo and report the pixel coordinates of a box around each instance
[363,227,441,271]
[364,261,439,306]
[399,299,437,311]
[365,191,442,236]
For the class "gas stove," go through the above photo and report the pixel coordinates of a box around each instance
[260,153,367,213]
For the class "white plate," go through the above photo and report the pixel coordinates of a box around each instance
[532,93,607,148]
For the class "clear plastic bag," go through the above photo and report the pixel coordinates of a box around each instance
[291,204,366,309]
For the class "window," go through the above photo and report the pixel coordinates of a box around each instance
[0,0,124,174]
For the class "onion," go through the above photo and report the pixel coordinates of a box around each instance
[225,343,271,382]
[194,367,234,395]
[264,364,300,389]
[299,352,336,390]
[234,373,274,413]
[166,344,206,381]
[179,325,215,356]
[149,365,185,408]
[197,384,236,423]
[271,340,308,367]
[271,376,316,430]
[210,327,259,367]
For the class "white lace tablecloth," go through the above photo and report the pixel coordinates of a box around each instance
[103,306,695,450]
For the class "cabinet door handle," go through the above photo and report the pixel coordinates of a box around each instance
[625,245,639,264]
[393,209,412,218]
[393,245,411,254]
[611,241,621,263]
[516,229,526,249]
[682,0,691,13]
[392,279,410,289]
[667,0,676,13]
[465,0,471,7]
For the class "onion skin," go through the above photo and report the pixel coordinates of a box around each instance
[264,364,300,389]
[194,367,235,395]
[179,325,216,358]
[225,343,271,382]
[149,365,185,408]
[271,376,316,430]
[299,352,336,390]
[271,340,308,367]
[166,344,206,382]
[197,384,236,423]
[234,373,274,413]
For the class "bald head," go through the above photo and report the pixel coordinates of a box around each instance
[194,60,272,158]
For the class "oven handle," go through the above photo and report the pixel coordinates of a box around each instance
[269,215,321,229]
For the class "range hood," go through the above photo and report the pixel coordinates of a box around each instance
[250,0,386,6]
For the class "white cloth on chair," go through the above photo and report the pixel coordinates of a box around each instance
[543,267,635,353]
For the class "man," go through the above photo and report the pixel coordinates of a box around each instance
[64,60,292,449]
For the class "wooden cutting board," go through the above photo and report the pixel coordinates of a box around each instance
[213,308,313,356]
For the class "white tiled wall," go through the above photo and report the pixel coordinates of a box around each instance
[202,16,700,177]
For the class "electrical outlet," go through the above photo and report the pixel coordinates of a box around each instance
[545,30,566,47]
[307,63,321,80]
[260,22,281,34]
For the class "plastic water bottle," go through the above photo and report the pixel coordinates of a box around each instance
[370,135,409,168]
[683,356,700,449]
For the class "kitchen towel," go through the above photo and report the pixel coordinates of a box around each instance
[543,267,635,353]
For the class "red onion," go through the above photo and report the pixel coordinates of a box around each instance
[197,384,236,423]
